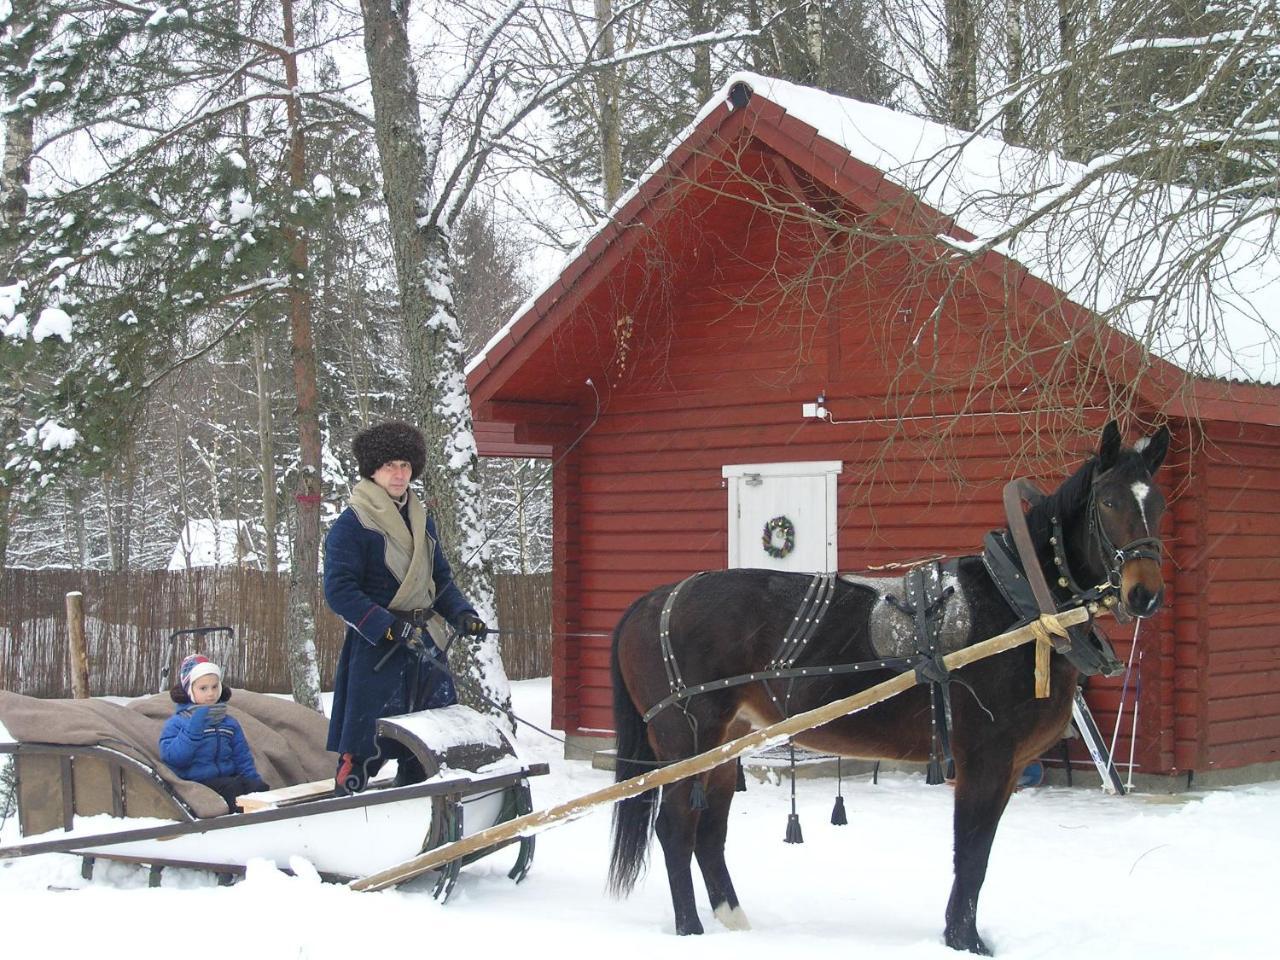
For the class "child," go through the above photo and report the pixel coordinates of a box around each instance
[159,654,269,813]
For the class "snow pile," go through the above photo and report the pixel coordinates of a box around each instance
[1,679,1275,960]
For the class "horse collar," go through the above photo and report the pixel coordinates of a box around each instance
[1049,512,1103,607]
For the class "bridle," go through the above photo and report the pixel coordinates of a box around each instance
[1048,466,1163,622]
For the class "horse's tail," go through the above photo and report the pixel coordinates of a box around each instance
[607,597,659,898]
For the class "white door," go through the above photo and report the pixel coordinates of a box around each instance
[722,461,841,572]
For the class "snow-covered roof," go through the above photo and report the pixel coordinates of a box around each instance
[470,73,1280,387]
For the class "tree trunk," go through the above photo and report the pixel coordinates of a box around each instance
[1057,0,1082,158]
[359,0,511,724]
[744,0,770,74]
[944,0,978,128]
[805,0,825,88]
[0,107,34,571]
[410,224,510,722]
[253,324,279,574]
[0,485,11,571]
[1004,0,1026,144]
[281,0,323,712]
[66,483,89,567]
[119,439,137,571]
[594,0,624,207]
[687,0,714,107]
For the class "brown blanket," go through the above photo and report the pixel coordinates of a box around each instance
[0,689,335,819]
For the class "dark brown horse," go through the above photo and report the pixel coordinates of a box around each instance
[608,422,1170,953]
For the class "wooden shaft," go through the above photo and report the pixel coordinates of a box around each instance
[65,591,89,699]
[1034,638,1051,698]
[350,607,1089,892]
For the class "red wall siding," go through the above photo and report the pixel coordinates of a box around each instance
[557,220,1132,735]
[1198,422,1280,771]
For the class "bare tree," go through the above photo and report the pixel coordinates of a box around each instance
[355,0,764,718]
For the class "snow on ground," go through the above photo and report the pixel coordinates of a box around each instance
[3,677,1276,959]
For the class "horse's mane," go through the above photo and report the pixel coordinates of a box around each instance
[1023,456,1097,546]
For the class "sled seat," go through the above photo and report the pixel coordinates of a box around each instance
[0,688,335,835]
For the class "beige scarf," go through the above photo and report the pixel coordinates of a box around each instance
[348,479,449,647]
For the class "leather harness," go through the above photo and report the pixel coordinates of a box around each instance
[642,472,1156,765]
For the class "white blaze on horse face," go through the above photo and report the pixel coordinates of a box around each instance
[1131,481,1152,534]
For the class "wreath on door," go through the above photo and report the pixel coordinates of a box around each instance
[761,515,796,559]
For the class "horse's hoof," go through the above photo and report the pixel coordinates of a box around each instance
[945,929,992,955]
[713,902,751,930]
[675,923,704,936]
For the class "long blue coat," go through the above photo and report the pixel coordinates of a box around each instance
[323,505,477,760]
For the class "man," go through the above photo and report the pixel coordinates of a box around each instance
[323,420,486,792]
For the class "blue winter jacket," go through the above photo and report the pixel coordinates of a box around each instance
[323,505,476,759]
[159,705,262,784]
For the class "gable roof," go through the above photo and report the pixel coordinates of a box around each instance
[469,73,1280,425]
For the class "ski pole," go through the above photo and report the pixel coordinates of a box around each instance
[1126,652,1143,790]
[1108,620,1141,770]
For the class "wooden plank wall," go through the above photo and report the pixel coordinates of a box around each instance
[1198,421,1280,770]
[555,209,1155,737]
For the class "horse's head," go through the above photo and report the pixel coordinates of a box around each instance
[1079,420,1170,620]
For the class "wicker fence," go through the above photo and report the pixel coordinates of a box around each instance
[0,568,551,698]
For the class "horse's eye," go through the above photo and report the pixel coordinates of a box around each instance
[1101,497,1116,510]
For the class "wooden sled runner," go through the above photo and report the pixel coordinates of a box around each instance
[0,690,546,898]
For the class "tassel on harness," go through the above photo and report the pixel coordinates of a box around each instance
[830,757,848,825]
[689,778,709,810]
[783,742,804,843]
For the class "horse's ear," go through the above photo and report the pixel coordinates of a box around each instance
[1098,420,1122,470]
[1137,425,1171,475]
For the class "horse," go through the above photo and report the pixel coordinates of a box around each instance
[608,421,1170,954]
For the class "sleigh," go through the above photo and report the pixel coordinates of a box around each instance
[0,688,546,898]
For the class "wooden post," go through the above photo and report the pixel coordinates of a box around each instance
[65,591,89,699]
[350,608,1089,892]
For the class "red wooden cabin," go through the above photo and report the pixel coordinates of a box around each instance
[470,76,1280,785]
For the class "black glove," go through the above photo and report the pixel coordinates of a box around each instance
[206,703,227,723]
[389,616,426,654]
[459,614,487,637]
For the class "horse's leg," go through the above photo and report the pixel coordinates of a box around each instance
[944,749,1018,955]
[695,760,750,931]
[654,779,704,935]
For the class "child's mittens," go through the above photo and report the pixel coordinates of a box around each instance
[185,706,210,732]
[206,703,227,723]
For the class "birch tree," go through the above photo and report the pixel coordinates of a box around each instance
[354,0,771,720]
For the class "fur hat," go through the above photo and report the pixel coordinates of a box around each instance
[170,653,232,704]
[353,420,427,480]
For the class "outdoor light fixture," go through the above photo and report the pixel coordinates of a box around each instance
[802,392,828,420]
